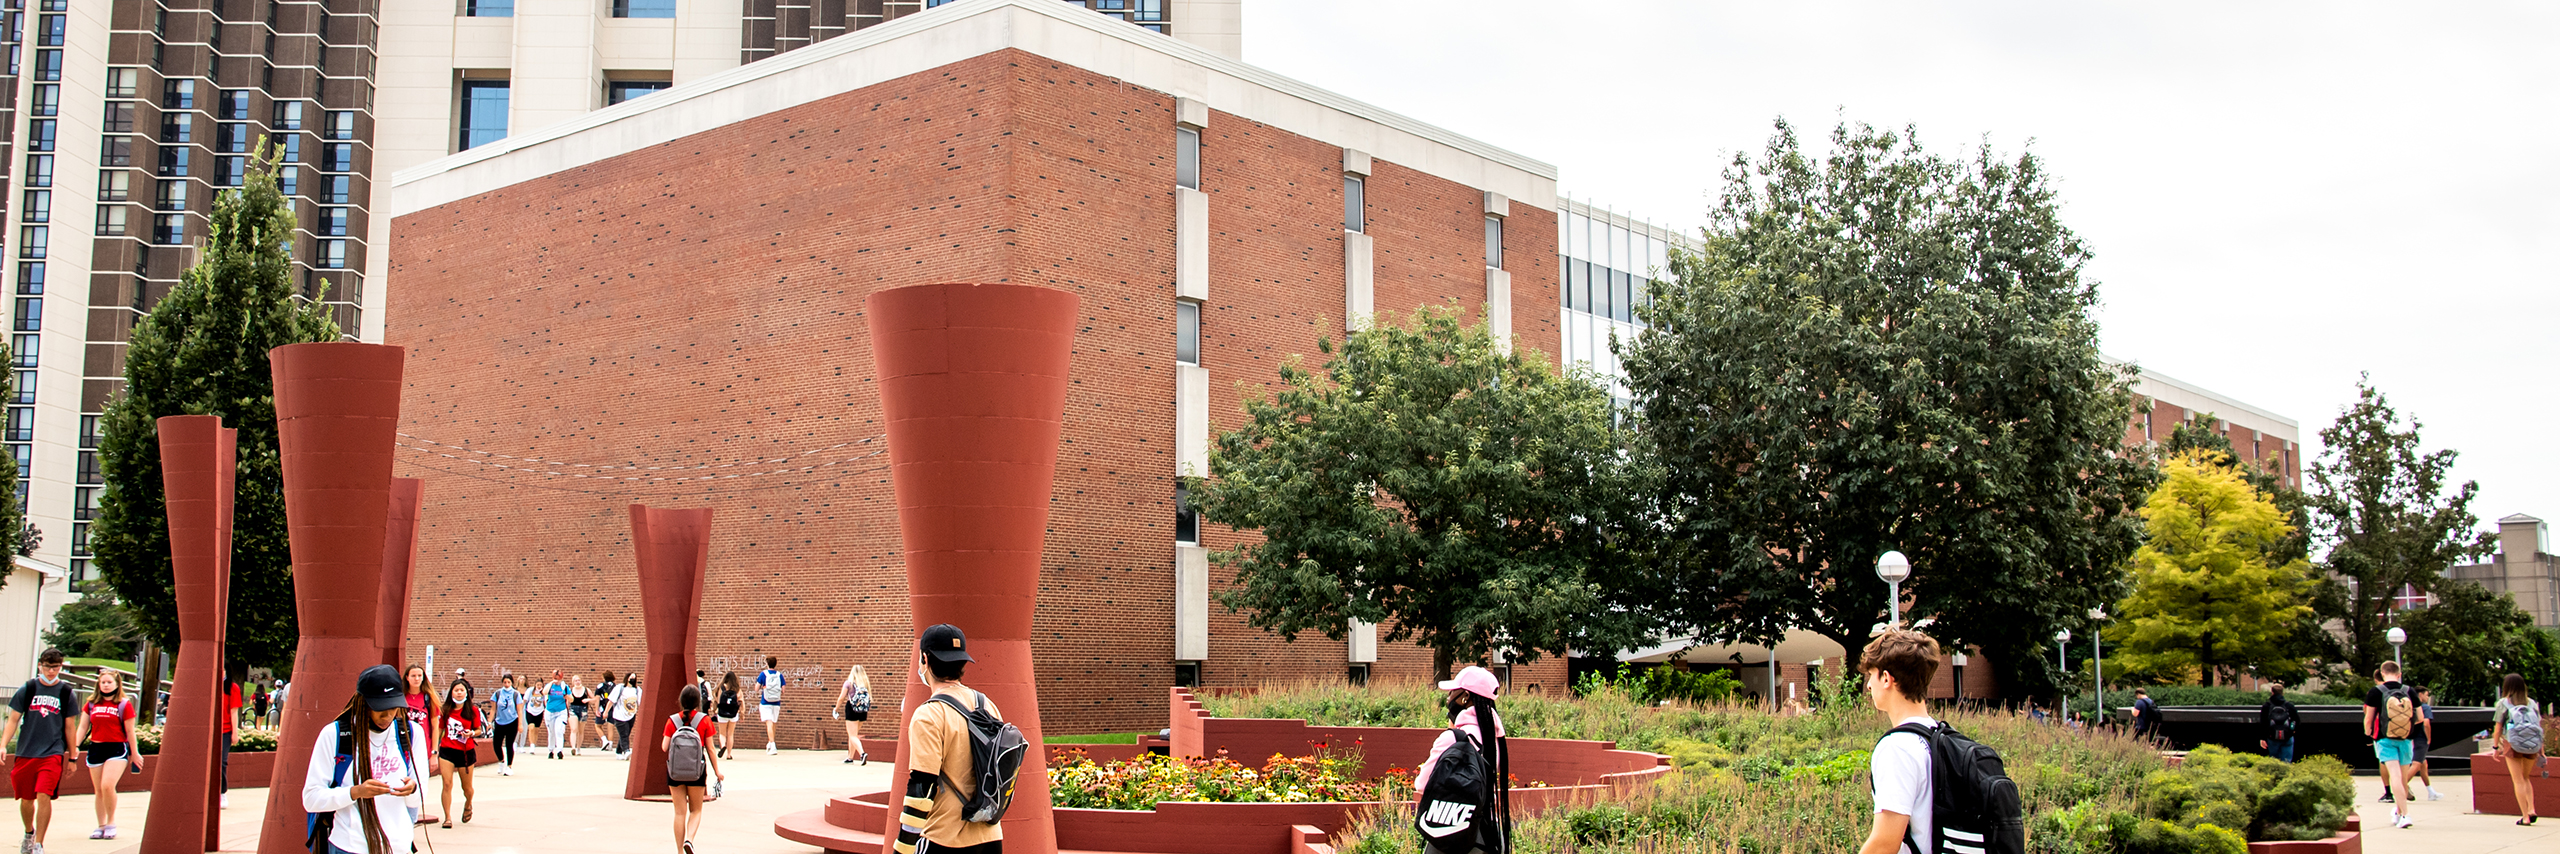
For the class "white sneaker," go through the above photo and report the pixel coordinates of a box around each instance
[501,766,513,776]
[2426,787,2442,801]
[767,742,778,755]
[2395,813,2413,829]
[220,794,229,809]
[23,831,35,853]
[25,843,39,854]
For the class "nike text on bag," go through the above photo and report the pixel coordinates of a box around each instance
[668,713,710,781]
[1884,722,2025,854]
[2507,702,2544,755]
[307,722,415,854]
[1414,726,1506,854]
[929,692,1029,824]
[2383,687,2416,740]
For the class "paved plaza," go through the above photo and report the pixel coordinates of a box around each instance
[43,747,885,854]
[2350,775,2558,854]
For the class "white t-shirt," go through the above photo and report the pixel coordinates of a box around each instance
[612,685,641,721]
[301,719,431,854]
[1871,715,1937,854]
[759,669,785,704]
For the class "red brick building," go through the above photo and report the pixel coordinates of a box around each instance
[382,0,1564,741]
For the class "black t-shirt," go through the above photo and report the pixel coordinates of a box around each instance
[2364,681,2404,739]
[8,678,79,758]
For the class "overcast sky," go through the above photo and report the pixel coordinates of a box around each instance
[1247,1,2560,544]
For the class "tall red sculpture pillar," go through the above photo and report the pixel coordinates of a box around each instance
[257,343,404,854]
[140,416,234,854]
[871,283,1077,853]
[378,478,426,667]
[625,505,714,800]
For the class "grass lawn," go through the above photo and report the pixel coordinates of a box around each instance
[67,657,137,673]
[1042,732,1145,744]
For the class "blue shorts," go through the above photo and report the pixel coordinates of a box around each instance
[2374,737,2416,765]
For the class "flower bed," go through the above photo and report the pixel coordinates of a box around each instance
[1050,748,1401,809]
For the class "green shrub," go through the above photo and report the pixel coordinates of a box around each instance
[2136,744,2352,843]
[2120,818,2247,854]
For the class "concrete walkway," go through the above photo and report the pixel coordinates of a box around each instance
[2355,775,2558,854]
[31,745,883,854]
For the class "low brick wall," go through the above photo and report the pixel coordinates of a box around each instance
[0,738,502,799]
[2470,752,2560,816]
[2244,816,2361,854]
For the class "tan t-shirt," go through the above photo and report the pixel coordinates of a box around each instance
[908,687,1003,847]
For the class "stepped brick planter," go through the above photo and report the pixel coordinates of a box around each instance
[2244,816,2360,854]
[2471,752,2560,816]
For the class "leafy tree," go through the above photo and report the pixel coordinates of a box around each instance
[1621,119,2153,696]
[0,352,21,585]
[2303,377,2490,681]
[1191,305,1653,679]
[2111,450,2316,686]
[90,146,338,672]
[2397,580,2554,705]
[2158,413,2309,566]
[41,581,143,661]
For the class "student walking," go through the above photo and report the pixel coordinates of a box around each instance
[2129,687,2163,745]
[301,664,432,854]
[592,672,620,755]
[1413,665,1510,854]
[895,625,1003,854]
[489,674,522,774]
[611,674,642,759]
[567,675,593,756]
[435,679,483,827]
[220,678,243,808]
[544,672,571,759]
[2492,673,2542,826]
[253,685,270,728]
[838,666,872,765]
[663,686,725,854]
[2258,684,2299,762]
[79,669,140,840]
[714,673,742,760]
[4,649,81,854]
[756,657,787,755]
[2410,685,2443,800]
[401,665,438,824]
[1858,630,1942,854]
[2364,661,2420,828]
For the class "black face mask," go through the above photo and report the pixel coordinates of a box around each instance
[1445,696,1468,719]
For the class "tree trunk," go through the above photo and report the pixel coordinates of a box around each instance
[137,640,163,724]
[1432,644,1455,683]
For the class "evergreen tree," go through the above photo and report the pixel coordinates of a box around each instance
[90,146,339,671]
[2112,450,2317,686]
[1621,119,2154,697]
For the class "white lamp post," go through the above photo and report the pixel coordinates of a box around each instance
[2089,608,2107,725]
[2387,626,2407,668]
[1876,551,1912,627]
[2055,628,2071,674]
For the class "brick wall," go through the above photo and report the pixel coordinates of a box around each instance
[386,50,1562,742]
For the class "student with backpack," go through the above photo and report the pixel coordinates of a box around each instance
[2128,688,2162,745]
[663,685,725,854]
[2258,685,2299,762]
[612,674,643,760]
[301,664,432,854]
[544,672,571,759]
[715,673,743,760]
[490,674,522,775]
[839,666,873,765]
[2492,673,2542,826]
[757,656,787,755]
[4,650,83,854]
[2410,685,2443,801]
[896,624,1027,854]
[435,679,484,828]
[1412,666,1510,854]
[1857,630,2026,854]
[2363,660,2420,828]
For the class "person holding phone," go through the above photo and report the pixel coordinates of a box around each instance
[302,665,432,854]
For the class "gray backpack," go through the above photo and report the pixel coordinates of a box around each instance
[2507,702,2544,756]
[667,712,710,780]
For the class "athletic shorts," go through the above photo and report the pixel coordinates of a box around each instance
[758,704,780,722]
[668,775,708,789]
[83,742,131,767]
[717,713,739,724]
[2374,737,2417,766]
[438,746,478,769]
[843,703,868,722]
[917,840,1003,854]
[8,754,63,798]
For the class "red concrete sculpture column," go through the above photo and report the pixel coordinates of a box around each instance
[871,282,1078,853]
[257,343,405,854]
[378,478,426,666]
[624,504,715,800]
[139,416,234,854]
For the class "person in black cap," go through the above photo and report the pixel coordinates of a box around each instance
[895,624,1001,854]
[301,664,431,854]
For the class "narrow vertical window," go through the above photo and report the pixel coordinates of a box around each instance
[1174,481,1198,544]
[1175,127,1199,190]
[1484,215,1503,270]
[1175,300,1199,365]
[1343,175,1364,233]
[459,81,509,150]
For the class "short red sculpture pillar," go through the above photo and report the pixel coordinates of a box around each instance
[871,283,1077,853]
[625,504,714,800]
[140,416,234,854]
[257,343,405,854]
[378,477,426,667]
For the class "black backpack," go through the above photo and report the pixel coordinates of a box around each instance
[1414,725,1510,854]
[306,720,417,853]
[927,691,1029,824]
[2265,702,2296,742]
[1883,721,2024,854]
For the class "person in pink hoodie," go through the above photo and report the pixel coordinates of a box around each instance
[1413,665,1511,852]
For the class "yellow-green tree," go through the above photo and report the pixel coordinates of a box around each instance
[2112,450,2316,686]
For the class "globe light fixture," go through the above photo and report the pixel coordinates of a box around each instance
[2387,625,2408,667]
[1876,551,1912,627]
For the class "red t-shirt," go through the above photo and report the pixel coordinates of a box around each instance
[664,712,717,740]
[85,699,135,744]
[441,704,484,750]
[222,683,242,733]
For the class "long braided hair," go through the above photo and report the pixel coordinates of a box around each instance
[325,694,396,854]
[1469,692,1513,853]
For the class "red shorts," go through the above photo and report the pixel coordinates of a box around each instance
[9,754,62,799]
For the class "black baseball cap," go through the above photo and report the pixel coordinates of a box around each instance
[920,624,973,663]
[357,664,406,712]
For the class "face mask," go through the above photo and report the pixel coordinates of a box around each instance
[1445,695,1468,719]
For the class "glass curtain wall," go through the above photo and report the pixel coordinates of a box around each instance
[1558,198,1683,409]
